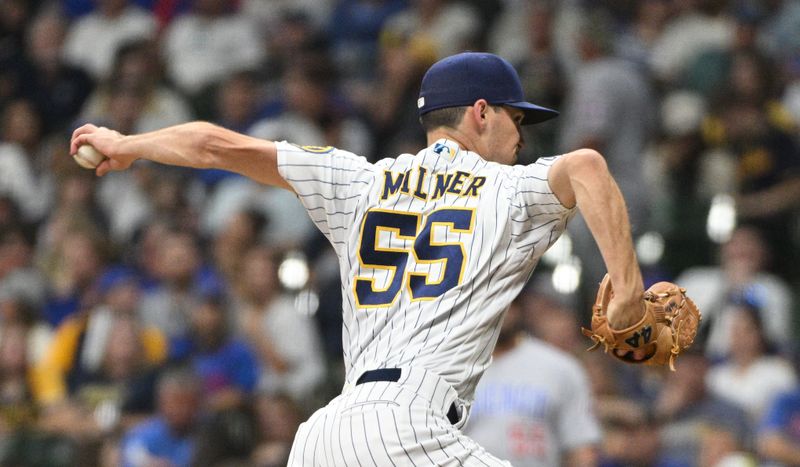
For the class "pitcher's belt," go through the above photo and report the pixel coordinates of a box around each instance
[356,368,460,425]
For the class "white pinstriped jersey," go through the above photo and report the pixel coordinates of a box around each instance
[277,139,575,403]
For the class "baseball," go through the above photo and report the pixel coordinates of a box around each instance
[73,144,107,169]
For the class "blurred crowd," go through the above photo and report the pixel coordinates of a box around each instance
[1,0,800,465]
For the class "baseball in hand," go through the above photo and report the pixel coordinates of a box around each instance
[73,144,107,169]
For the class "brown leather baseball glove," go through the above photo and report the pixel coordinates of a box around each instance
[581,274,702,370]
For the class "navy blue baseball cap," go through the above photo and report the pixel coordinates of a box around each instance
[417,52,559,125]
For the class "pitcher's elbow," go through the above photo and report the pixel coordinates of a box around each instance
[189,121,221,168]
[566,148,608,175]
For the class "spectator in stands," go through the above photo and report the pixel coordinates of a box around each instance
[349,21,429,157]
[676,225,794,358]
[598,401,682,467]
[77,313,162,416]
[0,0,43,124]
[63,0,156,81]
[0,0,36,67]
[241,0,333,32]
[39,226,107,327]
[210,70,263,134]
[0,223,45,307]
[33,276,166,465]
[211,208,267,287]
[16,9,94,133]
[754,0,800,66]
[490,0,565,157]
[161,0,262,97]
[0,99,53,222]
[679,11,765,98]
[758,383,800,466]
[232,244,325,403]
[250,392,304,467]
[558,8,656,290]
[175,292,258,411]
[0,323,37,432]
[250,60,372,157]
[644,90,713,273]
[697,421,757,467]
[381,0,479,61]
[128,218,172,291]
[33,266,166,407]
[465,297,601,466]
[201,162,317,252]
[649,0,735,85]
[614,0,671,71]
[138,228,221,349]
[79,39,192,135]
[97,161,197,244]
[257,9,327,86]
[163,291,261,464]
[769,0,800,130]
[0,267,51,366]
[706,297,797,423]
[0,322,74,466]
[785,77,800,134]
[327,0,408,80]
[61,0,156,19]
[37,151,108,241]
[654,348,751,467]
[120,368,200,467]
[0,197,19,228]
[522,282,585,355]
[704,49,800,278]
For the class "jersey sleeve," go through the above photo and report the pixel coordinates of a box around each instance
[508,155,576,254]
[276,142,374,250]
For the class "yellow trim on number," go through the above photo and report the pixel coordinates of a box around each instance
[407,207,475,302]
[353,209,420,309]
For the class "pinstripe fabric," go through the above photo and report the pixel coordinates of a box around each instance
[277,140,575,465]
[288,367,512,466]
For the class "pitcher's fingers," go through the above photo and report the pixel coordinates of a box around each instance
[96,158,112,177]
[98,157,130,176]
[70,124,98,154]
[71,133,92,155]
[70,123,97,142]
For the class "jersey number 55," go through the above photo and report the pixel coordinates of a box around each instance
[354,208,475,308]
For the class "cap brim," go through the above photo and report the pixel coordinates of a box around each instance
[506,102,559,125]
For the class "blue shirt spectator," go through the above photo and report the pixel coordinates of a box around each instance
[120,368,201,467]
[761,390,800,437]
[192,339,259,396]
[328,0,408,77]
[758,388,800,465]
[121,417,194,467]
[171,293,260,409]
[62,0,156,18]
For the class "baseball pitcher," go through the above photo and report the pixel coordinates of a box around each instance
[70,52,698,466]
